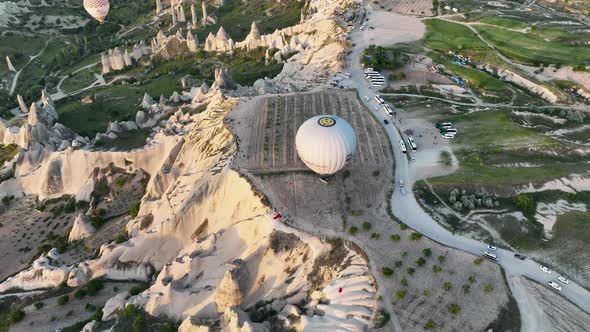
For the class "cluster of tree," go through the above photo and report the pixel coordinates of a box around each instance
[362,45,405,71]
[449,188,499,210]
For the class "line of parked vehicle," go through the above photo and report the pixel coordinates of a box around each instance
[364,68,386,88]
[435,122,458,139]
[483,246,569,292]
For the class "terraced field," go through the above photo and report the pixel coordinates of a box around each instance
[243,90,391,173]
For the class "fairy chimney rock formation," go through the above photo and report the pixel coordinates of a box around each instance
[213,68,237,90]
[17,94,28,113]
[6,56,16,72]
[187,30,198,52]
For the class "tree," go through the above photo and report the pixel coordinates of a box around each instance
[390,234,401,242]
[484,284,494,294]
[468,275,476,284]
[448,303,461,315]
[371,233,381,240]
[443,281,452,291]
[395,260,403,268]
[7,309,25,324]
[349,226,359,235]
[513,193,535,216]
[401,277,408,287]
[407,267,415,275]
[34,302,44,310]
[462,284,471,294]
[438,255,446,263]
[432,265,442,273]
[362,221,372,231]
[424,319,436,330]
[57,295,70,305]
[133,315,146,332]
[416,257,426,267]
[382,267,394,277]
[395,289,407,299]
[422,248,432,257]
[115,232,127,244]
[129,200,141,218]
[410,232,422,241]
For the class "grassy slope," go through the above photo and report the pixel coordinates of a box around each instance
[428,111,585,186]
[475,25,590,66]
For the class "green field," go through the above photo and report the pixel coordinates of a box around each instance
[423,19,503,65]
[428,111,587,186]
[56,74,181,137]
[475,25,590,66]
[197,0,305,42]
[430,53,512,99]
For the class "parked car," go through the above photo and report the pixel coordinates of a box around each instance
[384,119,389,124]
[548,281,562,291]
[540,265,551,274]
[487,245,497,251]
[514,253,527,260]
[557,276,569,285]
[399,179,404,188]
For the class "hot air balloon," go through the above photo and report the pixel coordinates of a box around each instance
[295,115,357,179]
[84,0,110,23]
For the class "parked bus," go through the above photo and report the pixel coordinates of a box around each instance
[407,137,417,151]
[483,251,498,261]
[374,95,385,104]
[435,122,452,129]
[383,105,393,115]
[440,128,457,133]
[399,140,407,154]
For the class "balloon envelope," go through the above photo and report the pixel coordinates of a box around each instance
[296,115,357,176]
[84,0,110,23]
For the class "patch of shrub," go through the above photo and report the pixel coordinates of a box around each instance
[362,222,372,231]
[407,267,415,275]
[448,303,461,315]
[410,232,422,241]
[443,281,452,291]
[34,302,44,310]
[395,289,407,299]
[432,265,442,273]
[424,319,436,330]
[371,233,381,240]
[57,295,70,305]
[416,257,426,267]
[382,267,394,277]
[390,234,401,242]
[422,248,432,257]
[474,258,484,266]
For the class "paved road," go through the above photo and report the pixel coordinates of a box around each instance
[343,8,590,322]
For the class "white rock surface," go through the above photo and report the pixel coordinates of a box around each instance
[68,213,95,241]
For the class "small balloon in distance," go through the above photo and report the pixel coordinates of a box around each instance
[84,0,110,23]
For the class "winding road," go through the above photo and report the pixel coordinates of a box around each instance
[345,7,590,331]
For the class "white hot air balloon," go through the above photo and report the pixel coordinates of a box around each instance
[296,115,357,178]
[84,0,110,23]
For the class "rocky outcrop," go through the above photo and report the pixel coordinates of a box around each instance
[142,93,155,109]
[204,26,235,52]
[67,244,154,287]
[0,249,71,292]
[102,291,130,320]
[215,263,244,312]
[17,94,28,113]
[6,56,16,72]
[68,213,95,241]
[213,68,237,90]
[124,49,133,66]
[478,64,559,102]
[187,30,198,52]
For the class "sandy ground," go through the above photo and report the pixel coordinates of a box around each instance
[0,196,78,282]
[229,90,513,332]
[372,0,435,16]
[516,276,590,332]
[355,10,426,49]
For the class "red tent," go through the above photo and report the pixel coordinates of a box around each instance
[273,213,282,220]
[338,287,343,293]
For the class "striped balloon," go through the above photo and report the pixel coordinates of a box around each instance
[83,0,110,23]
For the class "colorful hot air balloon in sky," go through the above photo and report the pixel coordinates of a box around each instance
[296,115,357,177]
[83,0,110,23]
